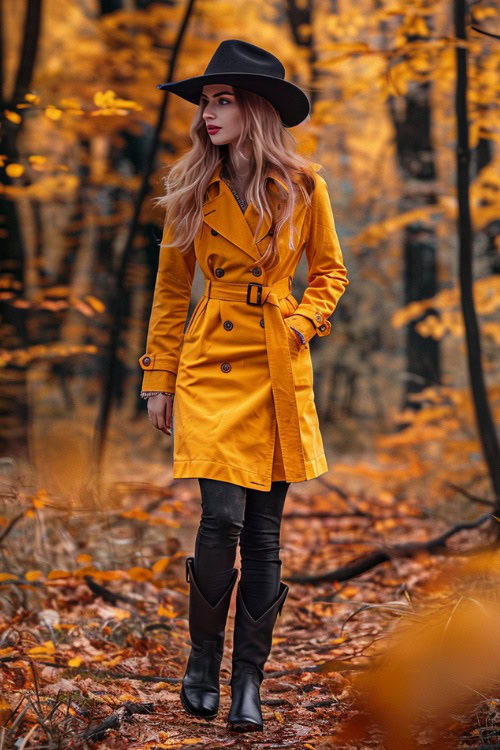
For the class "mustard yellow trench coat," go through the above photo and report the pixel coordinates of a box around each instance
[139,162,349,492]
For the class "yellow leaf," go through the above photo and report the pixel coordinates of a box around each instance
[45,106,62,120]
[333,634,348,644]
[341,586,360,599]
[158,603,177,619]
[60,97,81,109]
[92,569,123,581]
[25,570,43,582]
[24,93,40,104]
[152,557,170,575]
[0,573,18,581]
[76,553,93,565]
[127,566,152,582]
[6,164,24,178]
[121,509,150,522]
[47,570,71,579]
[28,155,47,166]
[84,295,105,313]
[4,110,21,124]
[104,654,124,668]
[68,656,82,667]
[275,710,285,722]
[28,640,55,655]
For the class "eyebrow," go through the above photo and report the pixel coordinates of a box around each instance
[199,90,234,100]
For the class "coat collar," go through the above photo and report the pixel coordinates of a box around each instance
[202,161,290,263]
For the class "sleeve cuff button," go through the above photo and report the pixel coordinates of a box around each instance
[142,357,151,366]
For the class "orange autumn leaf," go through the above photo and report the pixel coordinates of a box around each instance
[6,163,24,177]
[25,570,44,582]
[127,566,152,582]
[158,603,177,619]
[4,110,21,124]
[47,570,72,579]
[28,640,56,655]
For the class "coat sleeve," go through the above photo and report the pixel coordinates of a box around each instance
[287,173,349,345]
[138,219,196,393]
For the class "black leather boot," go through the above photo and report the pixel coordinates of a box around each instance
[180,556,239,720]
[227,579,289,732]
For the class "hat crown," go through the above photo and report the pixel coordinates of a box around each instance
[203,39,285,80]
[156,38,310,127]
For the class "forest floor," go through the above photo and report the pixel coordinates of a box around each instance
[0,452,499,750]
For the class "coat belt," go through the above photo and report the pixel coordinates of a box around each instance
[203,276,307,483]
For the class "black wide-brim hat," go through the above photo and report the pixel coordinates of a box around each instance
[156,39,311,128]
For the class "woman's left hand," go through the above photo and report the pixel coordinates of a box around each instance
[284,319,302,353]
[286,313,316,351]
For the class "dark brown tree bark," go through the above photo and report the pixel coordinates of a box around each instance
[0,1,43,459]
[454,0,500,518]
[388,78,441,409]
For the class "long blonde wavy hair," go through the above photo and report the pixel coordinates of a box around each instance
[153,85,318,271]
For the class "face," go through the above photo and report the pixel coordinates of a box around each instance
[200,84,243,145]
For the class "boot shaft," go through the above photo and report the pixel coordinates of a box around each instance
[231,580,289,672]
[185,556,239,650]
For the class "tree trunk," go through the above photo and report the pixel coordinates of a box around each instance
[453,0,500,519]
[0,0,43,459]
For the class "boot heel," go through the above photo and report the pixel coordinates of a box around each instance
[181,556,238,719]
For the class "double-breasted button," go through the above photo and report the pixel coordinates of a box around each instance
[221,362,231,373]
[260,318,264,328]
[223,320,233,331]
[142,356,151,366]
[319,324,326,332]
[252,267,262,277]
[211,228,219,236]
[215,268,225,278]
[315,314,322,322]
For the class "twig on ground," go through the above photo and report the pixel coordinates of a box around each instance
[285,512,493,584]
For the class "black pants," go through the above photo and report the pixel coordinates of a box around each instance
[193,478,290,620]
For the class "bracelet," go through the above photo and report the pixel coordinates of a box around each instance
[140,391,175,399]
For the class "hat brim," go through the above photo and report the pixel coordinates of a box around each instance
[156,72,310,128]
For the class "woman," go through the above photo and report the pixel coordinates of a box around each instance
[139,39,349,732]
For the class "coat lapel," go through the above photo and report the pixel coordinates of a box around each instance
[202,162,289,264]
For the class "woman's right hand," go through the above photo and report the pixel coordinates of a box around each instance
[147,393,174,435]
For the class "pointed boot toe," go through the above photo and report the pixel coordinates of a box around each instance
[227,664,264,731]
[181,556,238,720]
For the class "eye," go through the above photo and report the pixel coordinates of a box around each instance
[200,97,231,105]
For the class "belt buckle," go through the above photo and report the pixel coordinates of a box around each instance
[246,283,262,305]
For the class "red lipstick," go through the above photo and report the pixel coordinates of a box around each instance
[207,126,221,134]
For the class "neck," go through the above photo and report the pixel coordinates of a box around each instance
[225,145,251,180]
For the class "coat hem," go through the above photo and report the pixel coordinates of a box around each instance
[173,454,329,493]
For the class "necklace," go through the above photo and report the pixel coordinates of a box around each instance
[220,161,248,214]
